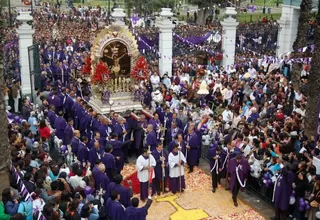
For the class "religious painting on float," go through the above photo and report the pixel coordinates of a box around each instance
[101,41,131,78]
[88,25,143,102]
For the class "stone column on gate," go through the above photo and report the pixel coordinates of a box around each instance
[221,7,239,68]
[276,3,300,57]
[111,8,126,26]
[157,8,175,77]
[17,11,35,96]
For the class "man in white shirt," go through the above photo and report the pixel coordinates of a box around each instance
[136,147,156,201]
[248,65,257,79]
[162,73,171,89]
[69,169,86,189]
[213,79,222,92]
[168,143,186,194]
[150,72,160,90]
[223,85,233,105]
[222,105,234,123]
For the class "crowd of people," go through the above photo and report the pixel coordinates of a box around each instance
[2,4,319,220]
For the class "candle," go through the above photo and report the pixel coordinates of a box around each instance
[122,77,126,92]
[115,78,117,91]
[118,77,122,91]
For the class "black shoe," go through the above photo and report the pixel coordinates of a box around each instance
[164,190,169,193]
[124,160,129,164]
[212,188,216,193]
[157,192,161,196]
[225,187,230,190]
[181,189,185,193]
[234,202,238,207]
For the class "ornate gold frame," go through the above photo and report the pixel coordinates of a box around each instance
[91,25,140,75]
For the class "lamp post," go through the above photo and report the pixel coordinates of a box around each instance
[263,0,266,14]
[108,0,111,17]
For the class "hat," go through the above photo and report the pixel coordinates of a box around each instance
[30,160,40,168]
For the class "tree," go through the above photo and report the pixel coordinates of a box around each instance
[304,3,320,139]
[190,0,224,25]
[291,0,312,91]
[0,0,11,190]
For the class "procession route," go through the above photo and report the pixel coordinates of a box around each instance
[157,195,210,220]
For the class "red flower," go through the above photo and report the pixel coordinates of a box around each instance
[130,56,148,81]
[82,56,92,76]
[91,60,110,84]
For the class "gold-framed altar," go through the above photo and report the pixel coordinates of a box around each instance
[89,25,143,114]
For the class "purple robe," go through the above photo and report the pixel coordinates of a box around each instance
[54,116,67,140]
[134,121,148,150]
[63,124,73,145]
[184,132,200,166]
[47,110,57,128]
[114,123,129,142]
[48,95,62,112]
[166,128,182,143]
[77,142,89,163]
[106,199,125,220]
[168,118,183,129]
[79,112,91,135]
[98,124,111,146]
[71,137,80,155]
[207,144,226,173]
[88,147,103,166]
[152,149,169,180]
[124,206,148,220]
[106,182,132,208]
[94,169,110,191]
[106,139,129,171]
[101,152,116,181]
[145,131,157,151]
[273,169,295,210]
[149,119,161,140]
[227,156,250,191]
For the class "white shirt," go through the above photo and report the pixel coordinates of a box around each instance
[248,68,257,78]
[150,75,160,87]
[168,151,186,178]
[223,89,233,101]
[222,110,233,122]
[136,155,156,182]
[213,83,222,92]
[69,175,86,189]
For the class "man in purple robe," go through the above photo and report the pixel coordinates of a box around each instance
[149,113,162,140]
[48,90,63,113]
[101,144,117,181]
[88,132,104,150]
[152,142,169,195]
[134,115,148,155]
[168,134,186,154]
[168,113,183,129]
[113,117,130,163]
[47,105,57,128]
[71,130,80,156]
[54,111,67,140]
[63,118,74,145]
[145,124,157,151]
[227,154,250,207]
[124,189,153,220]
[185,127,200,173]
[107,133,132,173]
[79,107,92,136]
[105,174,133,208]
[77,136,89,165]
[106,191,125,220]
[94,163,110,192]
[271,166,295,220]
[166,122,182,144]
[207,143,226,193]
[88,141,103,168]
[98,117,112,147]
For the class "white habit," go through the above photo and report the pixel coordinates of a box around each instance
[136,155,156,182]
[168,151,186,178]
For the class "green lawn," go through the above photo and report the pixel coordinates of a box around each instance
[237,12,281,22]
[250,0,283,7]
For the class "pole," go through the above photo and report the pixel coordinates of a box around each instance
[144,0,146,22]
[147,145,152,188]
[8,0,12,27]
[178,143,182,192]
[108,0,111,17]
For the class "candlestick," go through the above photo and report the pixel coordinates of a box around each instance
[118,77,122,92]
[126,79,130,92]
[115,78,117,91]
[122,77,126,92]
